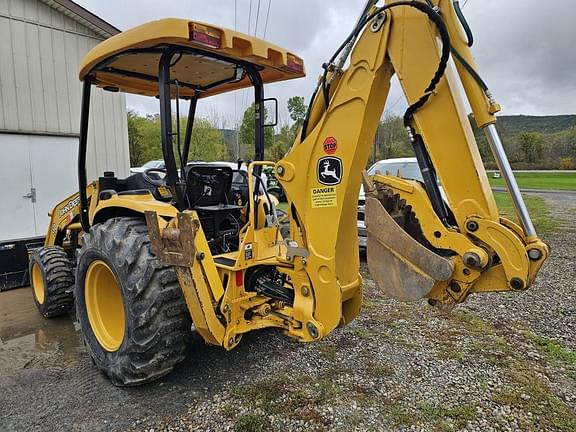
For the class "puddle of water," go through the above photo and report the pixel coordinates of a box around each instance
[0,287,83,369]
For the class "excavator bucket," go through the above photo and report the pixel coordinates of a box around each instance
[363,178,454,302]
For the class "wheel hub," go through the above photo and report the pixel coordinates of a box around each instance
[85,260,126,352]
[32,263,45,305]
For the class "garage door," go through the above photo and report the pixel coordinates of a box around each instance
[0,134,78,242]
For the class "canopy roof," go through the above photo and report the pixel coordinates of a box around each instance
[79,18,306,98]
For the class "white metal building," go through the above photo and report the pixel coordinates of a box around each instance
[0,0,129,289]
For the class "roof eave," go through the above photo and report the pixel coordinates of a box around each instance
[40,0,120,39]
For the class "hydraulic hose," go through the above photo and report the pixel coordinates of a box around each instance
[453,0,473,47]
[450,47,489,92]
[302,1,452,139]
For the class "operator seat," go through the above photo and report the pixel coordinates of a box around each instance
[183,164,244,254]
[184,164,234,208]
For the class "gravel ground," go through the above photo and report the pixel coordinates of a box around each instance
[0,194,574,432]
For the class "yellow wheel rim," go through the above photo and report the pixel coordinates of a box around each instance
[32,263,45,305]
[85,260,126,352]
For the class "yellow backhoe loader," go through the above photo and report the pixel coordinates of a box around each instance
[29,0,549,386]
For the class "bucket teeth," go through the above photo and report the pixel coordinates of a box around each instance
[364,192,453,302]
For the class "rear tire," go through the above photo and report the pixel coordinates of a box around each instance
[29,246,75,318]
[75,217,191,386]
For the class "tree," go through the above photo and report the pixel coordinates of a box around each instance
[517,131,547,163]
[559,157,574,170]
[127,111,146,166]
[239,104,273,159]
[188,118,229,161]
[126,112,228,166]
[267,125,293,161]
[371,115,413,165]
[287,96,306,125]
[287,96,306,140]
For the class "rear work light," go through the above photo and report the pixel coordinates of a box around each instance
[286,54,304,74]
[190,23,222,48]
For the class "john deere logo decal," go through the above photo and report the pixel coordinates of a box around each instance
[317,157,342,186]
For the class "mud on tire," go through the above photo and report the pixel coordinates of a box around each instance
[29,246,75,318]
[75,217,192,386]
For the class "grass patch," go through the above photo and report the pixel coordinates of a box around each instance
[315,343,338,362]
[314,378,342,402]
[234,413,269,432]
[418,402,476,429]
[362,299,380,310]
[488,171,576,191]
[235,373,342,420]
[350,328,374,339]
[525,333,576,379]
[387,406,414,426]
[493,192,560,235]
[241,378,284,405]
[449,310,495,336]
[493,359,576,431]
[365,361,395,377]
[438,344,466,363]
[384,402,476,429]
[221,403,237,419]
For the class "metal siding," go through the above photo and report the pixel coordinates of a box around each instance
[113,90,130,176]
[9,0,25,18]
[26,22,46,131]
[23,0,36,21]
[64,31,80,132]
[0,16,14,127]
[0,0,129,179]
[11,20,33,130]
[39,25,59,130]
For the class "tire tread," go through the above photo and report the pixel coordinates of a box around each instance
[30,246,75,318]
[77,217,191,386]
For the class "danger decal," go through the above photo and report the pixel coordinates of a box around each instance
[311,187,337,208]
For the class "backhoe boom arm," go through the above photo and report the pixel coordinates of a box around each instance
[274,0,549,337]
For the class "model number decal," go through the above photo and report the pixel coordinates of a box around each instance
[58,196,81,218]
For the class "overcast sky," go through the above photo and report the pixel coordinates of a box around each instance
[76,0,576,126]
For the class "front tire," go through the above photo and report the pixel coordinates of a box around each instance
[29,246,75,318]
[75,217,191,386]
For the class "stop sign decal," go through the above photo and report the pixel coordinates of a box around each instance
[323,136,337,154]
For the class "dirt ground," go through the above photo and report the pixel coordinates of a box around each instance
[0,193,574,432]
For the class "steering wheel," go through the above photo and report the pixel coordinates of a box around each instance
[142,168,167,187]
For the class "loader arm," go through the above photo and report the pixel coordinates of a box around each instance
[275,0,549,335]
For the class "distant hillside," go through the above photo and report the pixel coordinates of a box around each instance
[372,114,575,169]
[472,115,576,140]
[495,115,576,134]
[470,115,576,169]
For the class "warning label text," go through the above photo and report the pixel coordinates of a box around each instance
[311,187,337,208]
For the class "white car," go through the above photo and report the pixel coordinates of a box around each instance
[358,157,445,249]
[130,160,165,174]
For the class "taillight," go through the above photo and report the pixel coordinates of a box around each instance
[286,54,304,73]
[235,270,243,287]
[190,23,221,48]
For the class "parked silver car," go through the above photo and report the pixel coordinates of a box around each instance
[129,159,165,174]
